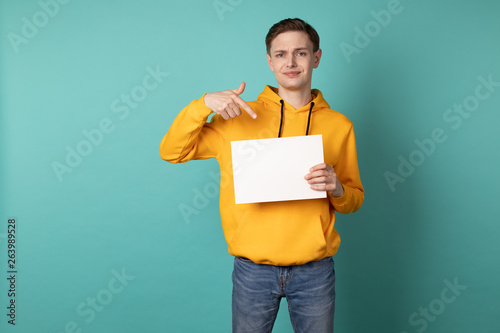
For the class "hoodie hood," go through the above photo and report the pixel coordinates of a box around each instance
[257,85,331,137]
[257,85,331,113]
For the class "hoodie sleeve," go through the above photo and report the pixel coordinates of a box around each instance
[329,124,364,214]
[160,94,228,163]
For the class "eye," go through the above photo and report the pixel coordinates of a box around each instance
[276,53,284,58]
[298,52,307,56]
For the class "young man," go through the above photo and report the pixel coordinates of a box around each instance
[160,18,364,333]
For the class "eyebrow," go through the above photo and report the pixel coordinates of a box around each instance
[273,47,309,53]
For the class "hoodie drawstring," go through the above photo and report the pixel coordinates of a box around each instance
[278,100,315,137]
[306,102,314,136]
[278,100,285,138]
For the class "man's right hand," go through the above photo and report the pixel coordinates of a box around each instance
[203,82,257,120]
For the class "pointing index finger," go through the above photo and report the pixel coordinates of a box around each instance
[235,96,257,119]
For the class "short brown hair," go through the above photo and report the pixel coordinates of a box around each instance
[265,18,320,54]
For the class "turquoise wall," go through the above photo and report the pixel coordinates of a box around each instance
[1,0,499,332]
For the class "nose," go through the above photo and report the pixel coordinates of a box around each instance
[286,54,296,67]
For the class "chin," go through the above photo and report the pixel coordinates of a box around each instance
[278,81,305,90]
[277,76,309,89]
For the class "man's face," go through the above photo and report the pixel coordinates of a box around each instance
[266,31,322,92]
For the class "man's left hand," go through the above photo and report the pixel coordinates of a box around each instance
[304,163,344,198]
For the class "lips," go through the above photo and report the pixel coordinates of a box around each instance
[284,71,300,77]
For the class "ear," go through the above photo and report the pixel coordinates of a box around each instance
[313,48,322,69]
[266,53,275,72]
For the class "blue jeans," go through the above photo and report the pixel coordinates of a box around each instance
[232,256,335,333]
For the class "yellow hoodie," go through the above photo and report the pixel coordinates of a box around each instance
[160,85,364,266]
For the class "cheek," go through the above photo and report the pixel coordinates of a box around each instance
[304,59,315,70]
[272,60,285,71]
[268,59,275,72]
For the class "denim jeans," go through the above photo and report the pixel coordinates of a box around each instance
[232,256,335,333]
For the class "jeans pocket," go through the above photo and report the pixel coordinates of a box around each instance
[235,256,254,264]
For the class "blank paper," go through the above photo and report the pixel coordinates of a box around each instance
[231,134,326,204]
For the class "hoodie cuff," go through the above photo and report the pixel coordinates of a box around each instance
[329,183,351,209]
[191,93,214,122]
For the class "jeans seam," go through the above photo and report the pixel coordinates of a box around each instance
[267,302,281,333]
[284,266,293,285]
[288,300,298,333]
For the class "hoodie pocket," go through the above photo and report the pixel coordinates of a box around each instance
[228,205,329,264]
[229,209,250,247]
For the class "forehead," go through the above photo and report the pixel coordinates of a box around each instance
[269,31,313,51]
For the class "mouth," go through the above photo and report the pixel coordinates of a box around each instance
[284,71,301,77]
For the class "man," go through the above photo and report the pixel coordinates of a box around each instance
[160,18,364,333]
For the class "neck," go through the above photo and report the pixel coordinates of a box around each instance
[277,86,312,109]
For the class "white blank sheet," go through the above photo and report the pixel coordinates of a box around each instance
[231,134,326,204]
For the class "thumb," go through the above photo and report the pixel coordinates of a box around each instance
[232,82,246,95]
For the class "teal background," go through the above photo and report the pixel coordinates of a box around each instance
[1,0,499,332]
